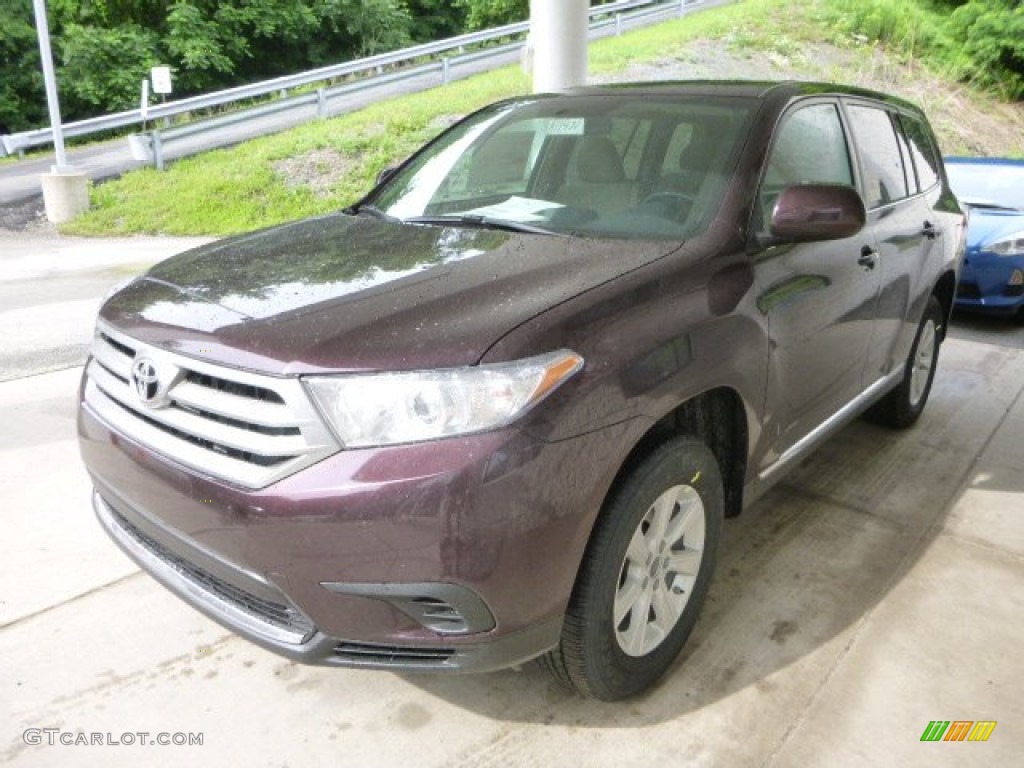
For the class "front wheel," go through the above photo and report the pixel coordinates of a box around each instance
[540,436,723,700]
[868,295,943,428]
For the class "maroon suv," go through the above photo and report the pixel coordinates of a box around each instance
[79,81,964,700]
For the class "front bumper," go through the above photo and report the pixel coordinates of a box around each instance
[94,491,561,671]
[954,251,1024,315]
[81,395,640,672]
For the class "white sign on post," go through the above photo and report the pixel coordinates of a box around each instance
[151,66,173,95]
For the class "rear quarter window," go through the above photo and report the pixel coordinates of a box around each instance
[899,115,941,192]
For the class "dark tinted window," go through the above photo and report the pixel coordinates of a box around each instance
[899,115,940,192]
[893,119,918,194]
[847,105,909,207]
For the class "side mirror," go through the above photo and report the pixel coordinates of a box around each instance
[770,184,866,242]
[376,166,398,186]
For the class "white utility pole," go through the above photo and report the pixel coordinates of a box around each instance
[32,0,89,222]
[32,0,68,169]
[529,0,588,93]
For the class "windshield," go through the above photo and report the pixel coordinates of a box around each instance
[365,94,757,240]
[946,160,1024,211]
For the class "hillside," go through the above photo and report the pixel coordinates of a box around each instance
[604,38,1022,157]
[50,0,1024,237]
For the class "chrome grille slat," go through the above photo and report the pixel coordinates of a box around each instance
[86,379,290,487]
[92,335,134,380]
[172,380,301,428]
[83,323,339,489]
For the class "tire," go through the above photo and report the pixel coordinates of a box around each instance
[540,436,723,700]
[868,295,943,429]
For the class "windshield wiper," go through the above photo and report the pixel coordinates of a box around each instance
[350,203,399,222]
[403,214,559,236]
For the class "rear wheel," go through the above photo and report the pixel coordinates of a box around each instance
[869,295,943,428]
[540,436,723,700]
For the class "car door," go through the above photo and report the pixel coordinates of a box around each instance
[842,101,939,385]
[752,100,883,461]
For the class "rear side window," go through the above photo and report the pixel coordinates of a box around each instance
[846,105,910,207]
[899,115,941,192]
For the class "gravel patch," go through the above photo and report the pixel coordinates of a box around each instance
[272,148,358,197]
[0,197,53,234]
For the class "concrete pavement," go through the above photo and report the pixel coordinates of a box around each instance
[1,233,1022,766]
[0,233,211,381]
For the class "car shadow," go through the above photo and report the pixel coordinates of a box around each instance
[395,332,1023,725]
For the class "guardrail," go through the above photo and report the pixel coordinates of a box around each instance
[1,0,703,163]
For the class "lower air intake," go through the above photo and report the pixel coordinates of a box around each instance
[333,642,455,667]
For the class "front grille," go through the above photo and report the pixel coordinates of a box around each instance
[956,281,981,300]
[333,642,455,666]
[110,505,316,640]
[83,323,338,489]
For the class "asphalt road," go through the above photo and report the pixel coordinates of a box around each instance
[0,233,210,381]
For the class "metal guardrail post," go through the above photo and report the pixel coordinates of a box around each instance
[316,88,328,118]
[616,13,623,35]
[152,130,164,171]
[442,58,451,85]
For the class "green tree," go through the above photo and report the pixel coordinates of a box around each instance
[59,22,162,111]
[405,0,463,41]
[457,0,528,31]
[0,0,43,132]
[947,0,1024,98]
[317,0,412,59]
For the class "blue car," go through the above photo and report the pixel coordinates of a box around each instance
[945,157,1024,320]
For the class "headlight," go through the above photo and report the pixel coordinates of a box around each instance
[987,231,1024,257]
[305,350,584,448]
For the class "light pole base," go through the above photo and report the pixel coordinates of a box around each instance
[40,170,89,223]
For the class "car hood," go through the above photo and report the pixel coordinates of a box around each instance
[100,213,680,374]
[965,207,1024,251]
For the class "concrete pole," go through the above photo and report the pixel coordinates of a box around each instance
[32,0,89,222]
[529,0,588,93]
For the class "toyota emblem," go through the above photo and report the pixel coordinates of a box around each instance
[131,357,167,407]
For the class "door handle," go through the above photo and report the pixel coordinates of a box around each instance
[922,221,940,239]
[858,246,878,270]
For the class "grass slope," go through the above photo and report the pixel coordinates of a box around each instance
[63,0,1024,237]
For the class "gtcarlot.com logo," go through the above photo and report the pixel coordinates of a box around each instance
[23,729,203,747]
[920,720,997,742]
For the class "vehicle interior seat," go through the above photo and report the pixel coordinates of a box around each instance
[655,119,726,200]
[555,135,637,215]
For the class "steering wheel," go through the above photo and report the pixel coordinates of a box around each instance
[640,190,697,220]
